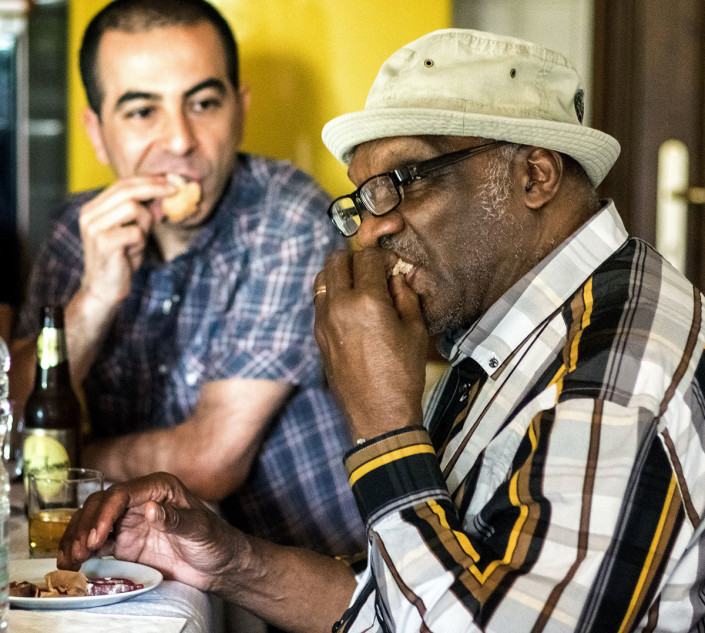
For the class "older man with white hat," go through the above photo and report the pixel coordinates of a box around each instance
[58,29,705,633]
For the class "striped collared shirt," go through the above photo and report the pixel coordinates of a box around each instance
[339,202,705,632]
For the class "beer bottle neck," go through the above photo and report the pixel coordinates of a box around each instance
[35,326,71,390]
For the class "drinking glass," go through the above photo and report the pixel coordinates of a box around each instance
[27,467,103,558]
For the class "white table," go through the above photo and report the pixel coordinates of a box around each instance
[8,483,225,633]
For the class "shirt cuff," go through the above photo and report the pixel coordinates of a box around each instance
[344,426,450,527]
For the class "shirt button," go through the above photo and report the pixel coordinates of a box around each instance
[185,372,198,386]
[458,383,469,402]
[162,299,172,314]
[172,294,180,303]
[158,364,168,375]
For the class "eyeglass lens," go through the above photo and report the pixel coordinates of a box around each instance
[330,175,399,236]
[359,174,399,215]
[329,197,361,236]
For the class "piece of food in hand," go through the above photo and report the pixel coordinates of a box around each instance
[162,173,201,222]
[389,257,413,277]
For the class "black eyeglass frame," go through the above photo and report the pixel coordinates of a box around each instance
[327,140,510,237]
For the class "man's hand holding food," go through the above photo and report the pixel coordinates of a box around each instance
[78,176,179,306]
[313,248,429,442]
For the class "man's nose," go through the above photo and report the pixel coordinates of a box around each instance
[356,209,404,248]
[161,109,196,155]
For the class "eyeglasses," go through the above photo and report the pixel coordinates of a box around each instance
[327,140,509,237]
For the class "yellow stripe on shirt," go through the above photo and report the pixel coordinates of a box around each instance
[569,277,594,372]
[617,473,678,633]
[551,277,595,397]
[348,444,437,487]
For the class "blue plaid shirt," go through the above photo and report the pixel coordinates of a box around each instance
[17,154,366,556]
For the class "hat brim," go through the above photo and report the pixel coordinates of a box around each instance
[322,108,620,186]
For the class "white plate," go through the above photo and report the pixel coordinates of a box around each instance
[9,558,163,610]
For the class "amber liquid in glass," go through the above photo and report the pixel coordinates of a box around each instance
[28,507,75,557]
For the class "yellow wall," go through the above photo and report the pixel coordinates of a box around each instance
[67,0,451,197]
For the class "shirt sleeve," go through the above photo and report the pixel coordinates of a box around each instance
[204,165,341,387]
[341,394,693,633]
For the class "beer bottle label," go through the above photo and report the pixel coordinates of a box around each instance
[22,429,75,490]
[37,328,66,369]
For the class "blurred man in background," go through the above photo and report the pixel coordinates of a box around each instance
[11,0,364,558]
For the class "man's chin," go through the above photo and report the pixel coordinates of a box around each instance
[419,300,445,337]
[422,300,474,337]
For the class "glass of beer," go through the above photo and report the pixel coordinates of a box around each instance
[27,467,104,558]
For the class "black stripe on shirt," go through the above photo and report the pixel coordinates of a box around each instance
[577,435,684,632]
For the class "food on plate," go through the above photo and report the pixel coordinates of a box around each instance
[85,576,145,596]
[162,173,201,222]
[9,581,42,598]
[389,257,413,277]
[45,569,88,596]
[9,569,144,598]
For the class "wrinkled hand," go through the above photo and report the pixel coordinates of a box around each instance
[79,177,176,305]
[58,473,236,592]
[313,248,429,441]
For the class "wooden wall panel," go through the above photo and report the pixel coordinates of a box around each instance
[592,0,705,288]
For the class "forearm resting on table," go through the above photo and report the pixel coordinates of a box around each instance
[83,421,255,501]
[83,379,288,500]
[218,532,358,633]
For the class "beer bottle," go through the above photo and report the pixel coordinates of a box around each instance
[22,305,81,490]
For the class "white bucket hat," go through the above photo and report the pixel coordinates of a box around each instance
[322,28,620,186]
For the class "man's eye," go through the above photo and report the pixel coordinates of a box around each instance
[191,97,221,113]
[404,174,432,189]
[125,106,154,120]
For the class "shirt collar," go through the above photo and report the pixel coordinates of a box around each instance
[438,201,629,374]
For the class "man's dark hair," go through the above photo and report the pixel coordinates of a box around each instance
[79,0,239,115]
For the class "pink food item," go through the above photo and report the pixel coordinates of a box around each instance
[87,576,144,596]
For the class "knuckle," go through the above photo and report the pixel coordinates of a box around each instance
[325,250,348,267]
[354,292,383,316]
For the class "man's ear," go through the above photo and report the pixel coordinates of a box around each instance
[522,147,563,210]
[82,107,110,165]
